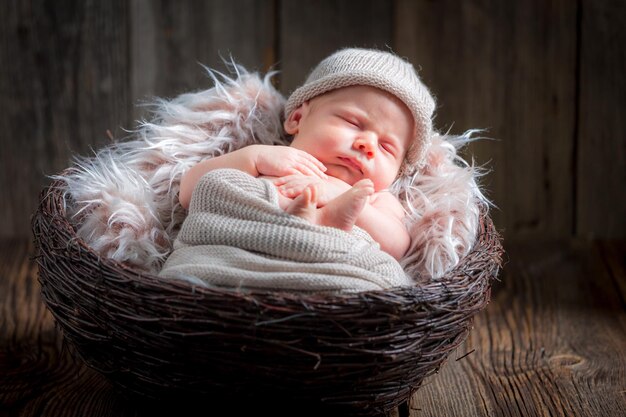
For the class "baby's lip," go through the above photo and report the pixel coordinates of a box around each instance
[338,157,363,174]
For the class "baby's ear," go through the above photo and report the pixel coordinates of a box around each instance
[284,102,309,134]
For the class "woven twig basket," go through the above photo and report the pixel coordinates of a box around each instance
[32,176,503,416]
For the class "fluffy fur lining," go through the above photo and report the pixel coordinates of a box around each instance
[392,131,489,279]
[56,64,489,281]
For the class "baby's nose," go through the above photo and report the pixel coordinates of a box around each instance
[354,135,376,159]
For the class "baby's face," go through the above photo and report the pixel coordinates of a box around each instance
[285,86,413,191]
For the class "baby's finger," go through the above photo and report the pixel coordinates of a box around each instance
[283,166,312,178]
[293,165,317,178]
[279,186,300,197]
[304,153,327,172]
[298,153,327,178]
[273,175,301,186]
[296,161,327,179]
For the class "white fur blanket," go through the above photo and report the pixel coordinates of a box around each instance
[57,63,488,282]
[158,169,410,292]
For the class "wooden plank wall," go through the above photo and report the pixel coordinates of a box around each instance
[1,0,624,240]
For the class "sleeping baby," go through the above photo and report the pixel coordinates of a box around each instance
[158,48,437,291]
[178,48,435,261]
[61,47,484,291]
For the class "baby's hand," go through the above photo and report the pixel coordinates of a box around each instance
[274,175,351,206]
[252,145,327,179]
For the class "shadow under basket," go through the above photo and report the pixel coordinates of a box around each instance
[32,177,503,416]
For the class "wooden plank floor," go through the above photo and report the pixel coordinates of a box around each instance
[1,239,624,416]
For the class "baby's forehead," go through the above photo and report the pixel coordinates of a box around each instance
[313,86,411,116]
[318,85,412,120]
[314,85,393,102]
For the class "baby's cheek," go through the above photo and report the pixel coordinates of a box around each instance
[368,170,393,191]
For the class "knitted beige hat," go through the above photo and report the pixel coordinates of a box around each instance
[285,48,436,172]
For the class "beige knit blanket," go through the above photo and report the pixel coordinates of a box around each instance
[158,169,411,292]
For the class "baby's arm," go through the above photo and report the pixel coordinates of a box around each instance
[355,192,410,260]
[180,147,257,208]
[179,145,327,208]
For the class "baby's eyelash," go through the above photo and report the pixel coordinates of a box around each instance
[380,143,395,154]
[344,117,359,127]
[337,114,360,128]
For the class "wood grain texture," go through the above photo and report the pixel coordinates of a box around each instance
[279,0,393,94]
[577,0,626,238]
[598,240,626,304]
[395,0,578,240]
[409,240,626,416]
[0,0,131,239]
[2,1,625,240]
[130,0,275,122]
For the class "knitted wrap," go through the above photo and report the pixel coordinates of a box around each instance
[285,48,436,171]
[159,168,411,292]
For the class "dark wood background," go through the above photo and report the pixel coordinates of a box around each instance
[1,0,624,241]
[1,2,625,416]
